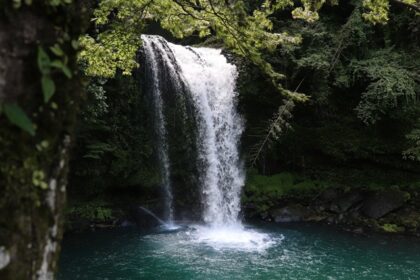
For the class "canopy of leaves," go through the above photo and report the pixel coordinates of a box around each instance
[79,0,347,101]
[362,0,420,24]
[79,0,419,102]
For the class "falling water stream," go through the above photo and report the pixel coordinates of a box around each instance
[141,35,269,248]
[142,37,174,225]
[167,41,245,226]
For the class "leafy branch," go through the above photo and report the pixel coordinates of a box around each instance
[248,99,295,167]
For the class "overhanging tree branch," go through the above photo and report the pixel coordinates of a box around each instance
[390,0,420,13]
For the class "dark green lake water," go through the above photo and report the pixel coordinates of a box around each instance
[58,223,420,280]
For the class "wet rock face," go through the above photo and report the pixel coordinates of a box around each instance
[318,188,340,202]
[362,190,410,219]
[270,204,312,223]
[140,43,202,221]
[128,206,164,229]
[248,186,420,236]
[335,191,364,213]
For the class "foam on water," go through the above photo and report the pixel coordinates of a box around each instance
[59,224,420,280]
[187,225,278,252]
[159,223,182,232]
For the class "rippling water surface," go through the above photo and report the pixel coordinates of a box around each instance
[58,223,420,280]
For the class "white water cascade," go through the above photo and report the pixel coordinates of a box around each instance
[142,35,272,249]
[142,37,174,225]
[169,43,245,227]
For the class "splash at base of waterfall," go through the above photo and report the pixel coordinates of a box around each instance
[159,223,182,232]
[188,224,278,251]
[153,222,276,251]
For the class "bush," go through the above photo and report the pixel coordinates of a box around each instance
[381,223,405,233]
[244,170,330,212]
[67,201,114,222]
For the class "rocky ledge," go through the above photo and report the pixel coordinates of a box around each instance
[245,187,420,236]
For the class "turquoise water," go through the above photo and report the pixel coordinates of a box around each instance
[58,223,420,280]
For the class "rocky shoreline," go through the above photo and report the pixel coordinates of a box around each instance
[245,187,420,237]
[65,186,420,238]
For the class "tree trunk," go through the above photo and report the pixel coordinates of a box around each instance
[0,2,90,279]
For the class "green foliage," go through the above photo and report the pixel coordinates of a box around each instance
[37,46,51,75]
[79,29,140,77]
[69,73,159,197]
[351,49,418,124]
[246,171,329,196]
[67,201,114,222]
[249,99,294,166]
[362,0,419,24]
[244,170,329,212]
[32,170,48,190]
[77,0,418,100]
[50,60,72,79]
[241,1,420,179]
[79,0,346,100]
[50,44,65,56]
[403,119,420,161]
[12,0,72,9]
[381,223,405,233]
[38,47,56,102]
[83,142,114,160]
[292,0,339,22]
[2,103,35,136]
[41,76,55,103]
[84,78,108,119]
[37,45,73,103]
[362,0,390,24]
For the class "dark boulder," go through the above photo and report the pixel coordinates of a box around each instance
[319,188,340,202]
[337,190,364,212]
[327,190,364,213]
[270,204,311,223]
[362,189,410,219]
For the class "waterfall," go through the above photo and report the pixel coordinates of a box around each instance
[142,35,245,227]
[142,36,174,224]
[142,35,272,250]
[167,43,245,227]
